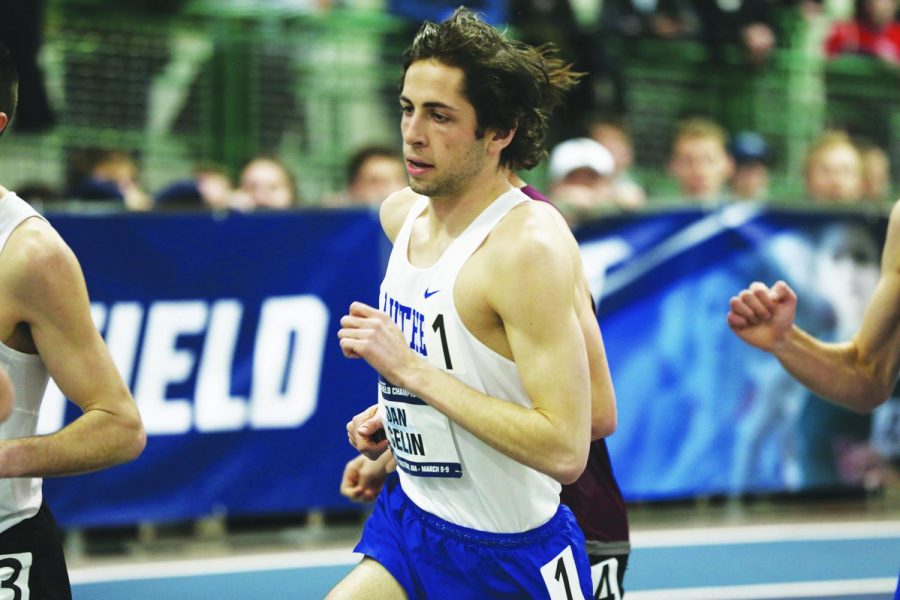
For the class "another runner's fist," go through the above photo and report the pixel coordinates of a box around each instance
[727,280,797,351]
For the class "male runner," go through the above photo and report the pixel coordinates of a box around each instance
[329,8,617,599]
[0,43,146,598]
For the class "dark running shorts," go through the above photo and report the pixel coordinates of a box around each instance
[0,502,71,599]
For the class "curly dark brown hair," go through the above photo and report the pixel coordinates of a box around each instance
[402,7,582,171]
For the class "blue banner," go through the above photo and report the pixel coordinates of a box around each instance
[37,205,898,526]
[577,204,891,500]
[41,209,386,527]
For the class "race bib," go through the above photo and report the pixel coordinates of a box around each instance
[0,552,32,600]
[540,545,584,600]
[591,558,622,600]
[379,377,463,478]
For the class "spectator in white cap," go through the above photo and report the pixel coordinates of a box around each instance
[548,137,621,227]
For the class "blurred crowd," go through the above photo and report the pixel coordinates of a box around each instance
[1,0,897,224]
[18,144,408,214]
[18,115,890,229]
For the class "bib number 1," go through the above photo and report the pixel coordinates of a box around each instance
[431,314,453,370]
[541,546,583,600]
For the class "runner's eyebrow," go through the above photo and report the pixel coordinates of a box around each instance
[399,95,459,112]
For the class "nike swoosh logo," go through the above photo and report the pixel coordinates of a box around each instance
[424,288,440,299]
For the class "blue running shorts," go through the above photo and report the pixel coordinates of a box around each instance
[355,473,592,599]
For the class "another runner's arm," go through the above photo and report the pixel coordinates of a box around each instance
[383,213,591,483]
[0,221,145,477]
[578,281,617,439]
[539,201,617,439]
[773,203,900,412]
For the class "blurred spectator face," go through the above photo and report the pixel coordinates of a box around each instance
[729,131,770,201]
[589,124,633,174]
[196,170,234,210]
[805,142,863,203]
[741,22,777,65]
[91,151,152,211]
[349,155,407,206]
[562,166,610,188]
[93,155,139,191]
[864,0,896,26]
[239,158,296,209]
[669,135,734,200]
[861,147,891,201]
[548,137,616,221]
[732,162,770,201]
[551,173,614,223]
[552,164,614,203]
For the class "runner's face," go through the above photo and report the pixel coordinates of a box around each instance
[399,60,489,200]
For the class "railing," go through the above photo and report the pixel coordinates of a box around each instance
[2,1,409,202]
[824,55,900,170]
[0,3,895,205]
[605,15,898,201]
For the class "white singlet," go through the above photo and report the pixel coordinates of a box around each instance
[378,188,561,533]
[0,192,50,534]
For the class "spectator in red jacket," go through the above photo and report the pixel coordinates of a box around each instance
[825,0,900,64]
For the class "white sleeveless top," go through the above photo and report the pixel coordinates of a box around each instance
[378,188,561,533]
[0,193,49,533]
